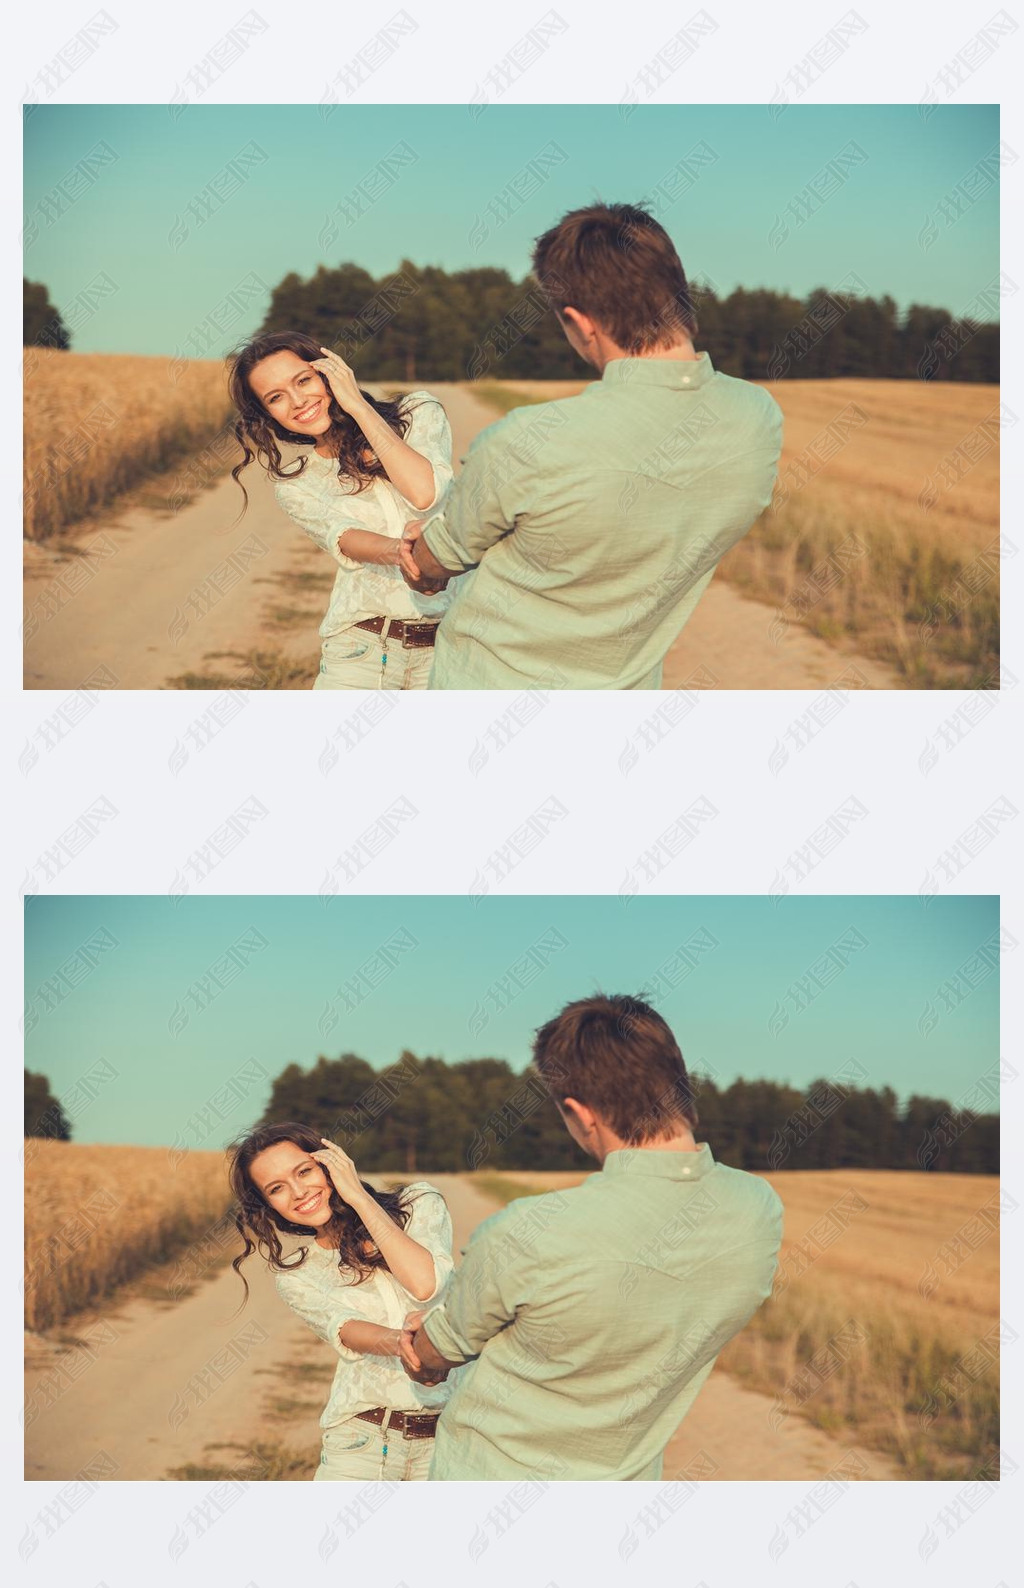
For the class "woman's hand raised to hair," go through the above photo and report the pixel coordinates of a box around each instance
[310,1138,367,1207]
[308,347,366,417]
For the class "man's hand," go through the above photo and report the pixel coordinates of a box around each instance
[400,565,451,595]
[398,1328,449,1385]
[398,1310,451,1384]
[397,525,449,593]
[399,518,458,587]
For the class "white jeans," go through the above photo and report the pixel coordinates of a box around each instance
[313,623,435,691]
[313,1411,436,1481]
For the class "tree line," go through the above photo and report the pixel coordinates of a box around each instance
[255,260,999,384]
[23,1053,998,1173]
[256,1052,998,1175]
[23,280,71,350]
[24,1070,71,1141]
[24,266,998,385]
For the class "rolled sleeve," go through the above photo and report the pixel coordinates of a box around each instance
[420,1206,520,1364]
[394,393,455,514]
[275,1261,369,1363]
[421,411,524,573]
[274,473,371,571]
[395,1183,455,1307]
[420,509,474,575]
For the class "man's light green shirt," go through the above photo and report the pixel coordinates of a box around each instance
[423,354,783,689]
[423,1144,783,1480]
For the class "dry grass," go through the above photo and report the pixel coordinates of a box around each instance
[24,1140,232,1332]
[23,349,233,542]
[725,380,1000,688]
[165,645,318,690]
[469,378,1000,688]
[166,1440,315,1482]
[470,381,575,417]
[722,1169,1000,1479]
[475,1168,1000,1479]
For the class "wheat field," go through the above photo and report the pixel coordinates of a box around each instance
[477,1168,1001,1479]
[479,378,1001,688]
[24,1140,232,1332]
[23,349,233,542]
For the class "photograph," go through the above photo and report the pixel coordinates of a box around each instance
[24,895,1003,1487]
[10,6,1021,1586]
[23,102,1001,692]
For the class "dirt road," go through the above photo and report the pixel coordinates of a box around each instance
[22,385,498,692]
[25,1173,896,1481]
[662,581,900,689]
[24,385,899,690]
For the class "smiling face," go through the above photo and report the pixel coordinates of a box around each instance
[247,349,332,437]
[248,1140,333,1227]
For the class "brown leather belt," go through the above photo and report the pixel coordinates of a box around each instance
[354,615,440,649]
[355,1406,441,1439]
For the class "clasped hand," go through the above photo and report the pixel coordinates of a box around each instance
[398,1309,449,1385]
[398,519,448,594]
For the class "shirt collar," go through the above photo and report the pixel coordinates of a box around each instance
[594,350,715,392]
[601,1141,715,1180]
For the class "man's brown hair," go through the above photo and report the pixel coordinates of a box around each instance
[531,202,698,354]
[532,993,698,1144]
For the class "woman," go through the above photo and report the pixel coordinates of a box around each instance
[228,331,454,689]
[229,1122,456,1480]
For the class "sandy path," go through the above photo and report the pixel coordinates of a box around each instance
[23,1232,333,1481]
[23,461,299,692]
[22,385,498,692]
[24,384,898,690]
[23,1172,496,1482]
[662,581,901,689]
[663,1368,898,1479]
[25,1172,896,1480]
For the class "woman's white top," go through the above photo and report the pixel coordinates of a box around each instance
[274,1181,460,1429]
[272,391,455,638]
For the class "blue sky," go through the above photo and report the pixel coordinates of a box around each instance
[23,104,999,357]
[24,896,1000,1147]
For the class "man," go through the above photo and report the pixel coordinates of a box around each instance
[399,994,783,1480]
[399,202,784,689]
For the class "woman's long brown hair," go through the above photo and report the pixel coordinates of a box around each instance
[228,1121,417,1305]
[226,330,418,513]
